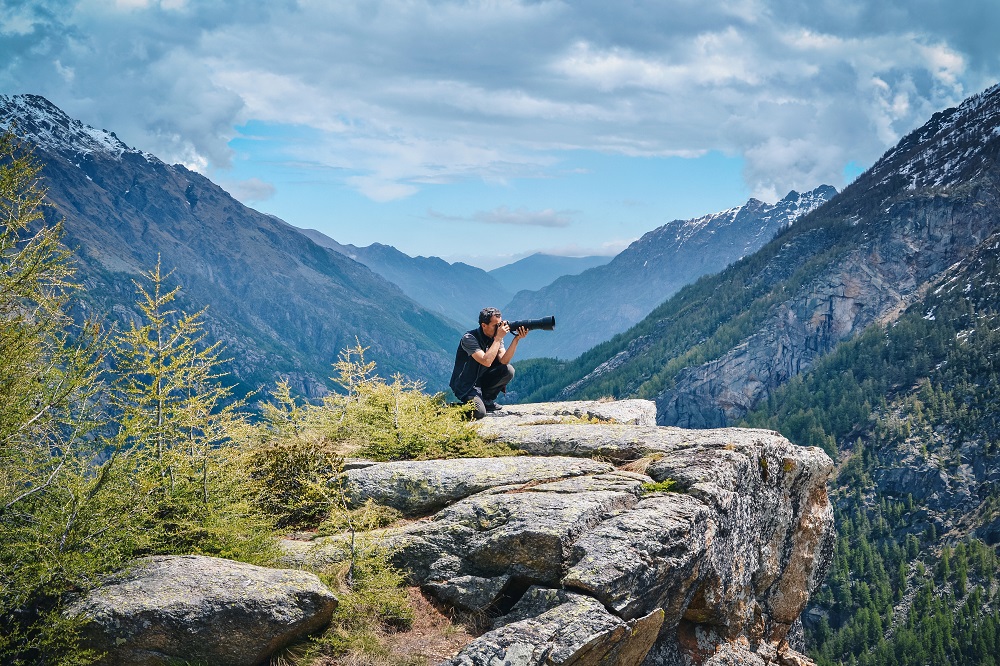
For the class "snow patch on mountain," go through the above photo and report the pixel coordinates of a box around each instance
[869,83,1000,192]
[0,94,157,164]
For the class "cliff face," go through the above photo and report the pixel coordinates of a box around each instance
[286,400,835,665]
[658,184,1000,427]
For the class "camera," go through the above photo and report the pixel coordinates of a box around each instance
[503,315,556,333]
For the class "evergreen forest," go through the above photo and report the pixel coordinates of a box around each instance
[742,235,1000,665]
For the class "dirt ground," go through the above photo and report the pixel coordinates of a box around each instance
[383,587,480,664]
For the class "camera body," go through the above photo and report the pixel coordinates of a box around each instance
[503,315,556,333]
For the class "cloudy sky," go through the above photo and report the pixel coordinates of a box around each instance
[2,0,998,269]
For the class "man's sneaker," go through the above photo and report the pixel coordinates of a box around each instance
[485,402,502,413]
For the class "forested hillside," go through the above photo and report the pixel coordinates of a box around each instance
[741,234,1000,665]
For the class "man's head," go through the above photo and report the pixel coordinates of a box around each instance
[479,307,502,335]
[479,307,502,326]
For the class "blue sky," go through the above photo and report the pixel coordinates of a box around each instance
[2,1,999,269]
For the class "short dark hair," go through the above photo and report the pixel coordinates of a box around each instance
[479,307,501,324]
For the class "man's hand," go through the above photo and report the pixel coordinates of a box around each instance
[514,326,529,339]
[496,320,511,340]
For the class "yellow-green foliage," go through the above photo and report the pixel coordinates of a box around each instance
[297,544,415,664]
[248,383,346,528]
[641,479,678,493]
[309,343,516,461]
[0,139,276,663]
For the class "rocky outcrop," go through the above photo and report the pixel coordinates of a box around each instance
[66,555,338,666]
[345,455,614,516]
[284,400,835,665]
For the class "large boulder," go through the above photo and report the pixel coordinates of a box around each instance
[67,555,338,666]
[443,587,664,666]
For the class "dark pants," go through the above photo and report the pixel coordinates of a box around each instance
[464,362,514,419]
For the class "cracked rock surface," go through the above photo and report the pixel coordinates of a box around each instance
[289,399,835,665]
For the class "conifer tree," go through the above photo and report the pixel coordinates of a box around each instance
[109,259,269,557]
[0,132,112,661]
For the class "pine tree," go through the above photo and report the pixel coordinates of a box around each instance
[0,132,113,661]
[108,259,270,558]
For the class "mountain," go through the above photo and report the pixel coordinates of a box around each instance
[488,253,612,295]
[298,227,511,327]
[512,83,1000,428]
[740,233,1000,665]
[0,94,461,396]
[504,185,837,360]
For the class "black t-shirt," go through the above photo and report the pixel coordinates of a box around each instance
[449,327,504,400]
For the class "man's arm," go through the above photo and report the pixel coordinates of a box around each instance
[471,322,510,367]
[498,326,528,365]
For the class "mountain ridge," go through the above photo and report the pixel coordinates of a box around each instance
[297,227,511,327]
[0,93,461,396]
[505,184,837,360]
[489,252,612,296]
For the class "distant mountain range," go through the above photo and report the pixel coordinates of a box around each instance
[0,94,461,396]
[514,83,1000,428]
[296,228,511,327]
[296,232,614,326]
[488,253,611,296]
[506,185,837,360]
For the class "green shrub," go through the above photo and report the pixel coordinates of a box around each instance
[641,479,678,493]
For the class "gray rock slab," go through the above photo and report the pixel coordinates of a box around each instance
[475,420,782,462]
[483,399,657,426]
[563,493,713,622]
[67,555,337,666]
[346,455,614,516]
[390,488,639,588]
[442,588,664,666]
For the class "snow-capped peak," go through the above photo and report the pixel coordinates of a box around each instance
[0,94,155,163]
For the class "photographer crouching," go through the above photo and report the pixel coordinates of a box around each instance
[449,307,529,419]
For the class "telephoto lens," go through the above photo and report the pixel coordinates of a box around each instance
[506,316,555,332]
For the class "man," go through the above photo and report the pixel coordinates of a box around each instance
[450,307,529,419]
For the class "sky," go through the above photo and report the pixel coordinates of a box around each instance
[2,1,999,270]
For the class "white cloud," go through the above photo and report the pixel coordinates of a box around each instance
[218,176,275,203]
[2,0,998,203]
[473,207,573,228]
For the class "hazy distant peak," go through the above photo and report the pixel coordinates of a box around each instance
[0,93,155,164]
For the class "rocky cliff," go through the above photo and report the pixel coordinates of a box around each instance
[284,400,836,665]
